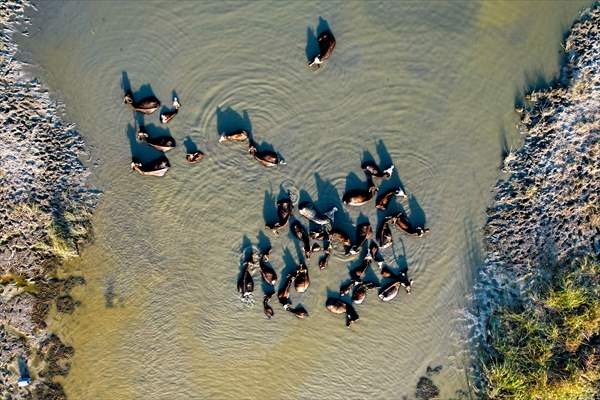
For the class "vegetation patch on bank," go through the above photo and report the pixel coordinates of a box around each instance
[483,257,600,399]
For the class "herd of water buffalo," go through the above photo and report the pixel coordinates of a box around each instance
[123,85,288,174]
[121,23,428,327]
[237,158,429,327]
[121,26,336,174]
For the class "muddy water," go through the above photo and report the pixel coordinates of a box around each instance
[18,1,588,398]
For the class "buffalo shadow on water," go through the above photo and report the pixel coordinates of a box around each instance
[390,236,409,274]
[121,71,159,104]
[305,17,333,62]
[126,123,169,164]
[408,195,426,228]
[356,212,370,227]
[314,173,365,258]
[256,230,271,255]
[263,190,278,228]
[326,286,351,307]
[287,217,309,262]
[120,71,131,94]
[216,106,253,140]
[362,148,401,200]
[133,111,145,129]
[277,247,300,300]
[298,189,314,210]
[256,231,275,296]
[277,183,291,202]
[237,235,254,293]
[376,139,427,227]
[374,140,407,197]
[240,235,253,261]
[280,247,299,278]
[360,149,377,169]
[366,145,408,230]
[297,189,312,223]
[344,171,371,195]
[183,136,199,154]
[362,264,382,286]
[305,26,319,62]
[140,123,174,141]
[353,211,372,252]
[297,189,323,233]
[316,16,331,36]
[381,237,412,292]
[122,71,159,128]
[314,172,353,235]
[160,89,178,115]
[298,188,344,235]
[348,250,380,285]
[251,139,278,159]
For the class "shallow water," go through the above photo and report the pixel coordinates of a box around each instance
[18,1,589,398]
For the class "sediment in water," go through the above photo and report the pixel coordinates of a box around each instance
[469,3,599,396]
[0,1,98,399]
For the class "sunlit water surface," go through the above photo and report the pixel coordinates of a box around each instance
[18,1,588,398]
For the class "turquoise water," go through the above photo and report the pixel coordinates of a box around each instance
[18,1,589,398]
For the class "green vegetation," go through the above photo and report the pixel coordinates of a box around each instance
[46,202,92,260]
[483,257,600,399]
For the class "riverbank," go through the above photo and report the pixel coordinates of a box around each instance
[472,3,599,398]
[0,1,97,399]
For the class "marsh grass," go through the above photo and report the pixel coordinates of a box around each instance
[483,257,600,399]
[45,200,92,260]
[47,221,79,259]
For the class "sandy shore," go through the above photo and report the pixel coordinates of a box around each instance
[0,1,98,398]
[470,3,599,394]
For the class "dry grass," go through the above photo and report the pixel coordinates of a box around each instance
[48,222,78,260]
[0,273,38,294]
